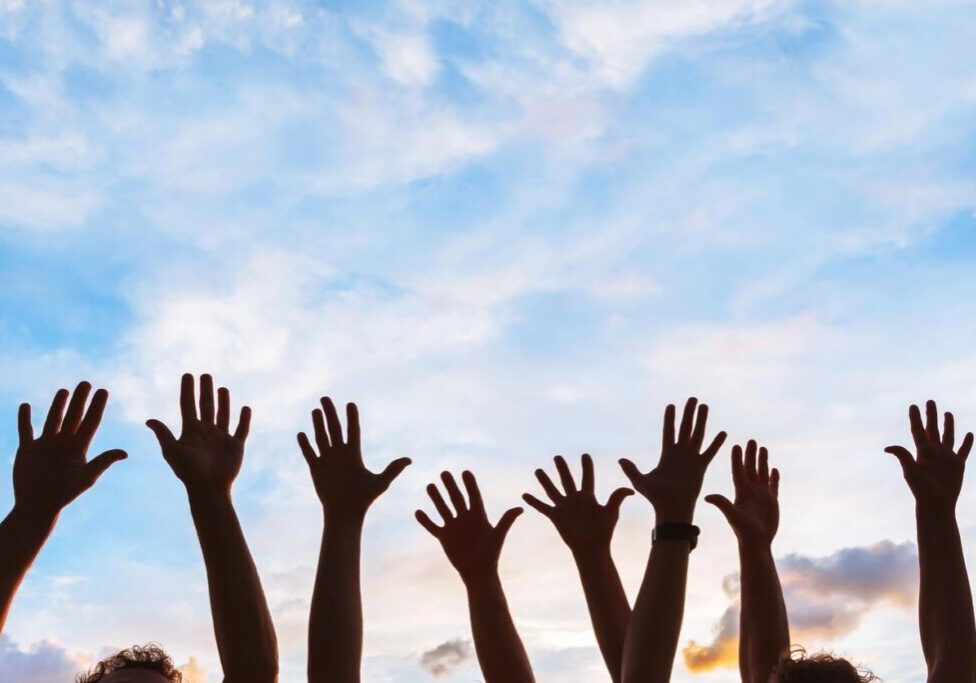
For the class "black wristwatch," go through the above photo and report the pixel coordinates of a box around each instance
[652,523,700,550]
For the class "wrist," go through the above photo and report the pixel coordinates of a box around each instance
[915,502,957,524]
[653,504,695,525]
[9,502,59,531]
[186,487,233,509]
[461,568,502,592]
[738,536,775,556]
[571,542,613,566]
[324,507,366,531]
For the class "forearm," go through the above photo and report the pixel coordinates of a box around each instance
[189,491,278,683]
[738,541,789,683]
[464,572,535,683]
[308,511,365,683]
[574,549,631,683]
[0,506,57,633]
[622,541,690,683]
[916,506,976,681]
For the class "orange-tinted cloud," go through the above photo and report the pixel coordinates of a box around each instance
[683,540,917,672]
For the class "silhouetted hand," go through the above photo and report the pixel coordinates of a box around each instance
[13,382,127,517]
[417,471,522,584]
[298,397,411,521]
[523,454,632,557]
[146,373,250,497]
[705,441,780,547]
[619,397,726,524]
[885,400,973,515]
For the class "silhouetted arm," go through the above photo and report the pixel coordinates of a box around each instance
[523,454,632,682]
[1,383,126,634]
[618,398,726,683]
[296,397,411,683]
[417,471,533,683]
[886,401,976,683]
[147,374,277,683]
[706,441,788,683]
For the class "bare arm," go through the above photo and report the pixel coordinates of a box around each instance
[147,374,277,683]
[886,401,976,683]
[296,397,411,683]
[417,471,533,683]
[523,454,632,682]
[618,398,726,683]
[1,383,126,634]
[706,441,789,683]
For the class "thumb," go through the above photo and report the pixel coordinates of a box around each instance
[704,494,736,523]
[884,446,916,478]
[380,457,412,487]
[145,419,177,450]
[606,487,634,513]
[87,449,128,484]
[495,506,524,542]
[618,458,643,487]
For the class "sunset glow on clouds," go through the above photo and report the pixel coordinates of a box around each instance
[1,1,976,682]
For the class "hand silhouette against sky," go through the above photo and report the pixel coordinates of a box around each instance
[418,470,534,683]
[298,397,411,521]
[885,400,973,514]
[146,373,250,496]
[706,440,780,547]
[707,441,788,683]
[887,400,975,683]
[523,453,632,556]
[147,374,278,683]
[524,453,632,682]
[620,397,726,683]
[417,470,522,583]
[619,398,727,524]
[14,382,127,516]
[300,396,411,683]
[2,383,126,635]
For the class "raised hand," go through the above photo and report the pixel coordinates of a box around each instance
[3,382,126,635]
[705,441,780,547]
[147,374,278,681]
[417,471,523,583]
[297,397,411,521]
[302,396,409,683]
[13,382,127,517]
[523,454,632,556]
[619,397,726,524]
[146,373,250,496]
[525,454,633,683]
[418,471,534,683]
[885,400,973,514]
[707,442,788,683]
[887,401,976,682]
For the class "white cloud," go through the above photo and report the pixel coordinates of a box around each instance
[540,0,781,88]
[0,636,88,683]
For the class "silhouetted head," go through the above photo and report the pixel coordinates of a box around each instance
[76,644,181,683]
[769,647,877,682]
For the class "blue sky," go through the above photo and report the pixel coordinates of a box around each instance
[1,1,976,681]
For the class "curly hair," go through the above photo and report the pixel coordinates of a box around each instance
[769,647,879,683]
[75,643,182,683]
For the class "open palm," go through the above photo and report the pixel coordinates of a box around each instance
[297,396,411,520]
[146,373,251,495]
[706,440,779,546]
[417,470,522,582]
[13,382,127,516]
[523,454,632,555]
[886,400,973,513]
